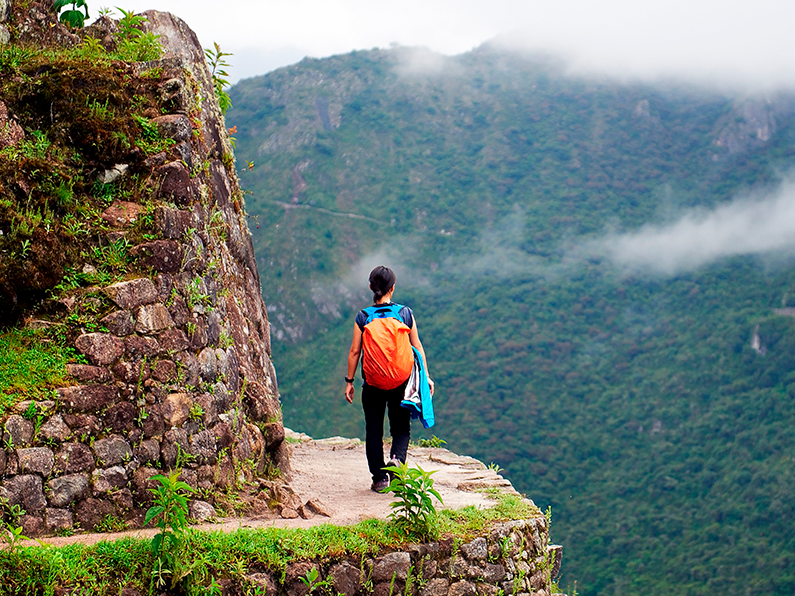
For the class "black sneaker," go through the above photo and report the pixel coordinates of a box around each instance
[371,478,390,493]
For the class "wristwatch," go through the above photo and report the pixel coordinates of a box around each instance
[344,376,355,383]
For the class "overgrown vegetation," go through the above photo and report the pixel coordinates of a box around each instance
[228,47,795,595]
[0,14,168,324]
[0,494,535,594]
[0,328,77,415]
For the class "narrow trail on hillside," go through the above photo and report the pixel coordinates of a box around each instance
[31,434,519,548]
[264,199,386,224]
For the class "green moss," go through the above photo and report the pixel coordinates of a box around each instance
[0,41,168,324]
[0,328,77,414]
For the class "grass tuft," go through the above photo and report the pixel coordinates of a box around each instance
[0,328,77,415]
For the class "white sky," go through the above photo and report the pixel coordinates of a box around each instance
[107,0,795,88]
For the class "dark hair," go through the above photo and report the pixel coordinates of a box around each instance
[369,266,396,302]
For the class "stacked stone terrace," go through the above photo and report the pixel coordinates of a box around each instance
[0,9,286,534]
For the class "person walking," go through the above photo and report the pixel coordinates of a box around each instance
[345,266,435,492]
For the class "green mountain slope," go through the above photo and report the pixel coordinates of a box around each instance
[227,46,795,594]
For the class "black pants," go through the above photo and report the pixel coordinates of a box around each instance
[362,381,411,483]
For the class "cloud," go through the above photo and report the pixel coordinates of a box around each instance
[584,180,795,275]
[393,46,457,77]
[490,1,795,92]
[114,0,795,89]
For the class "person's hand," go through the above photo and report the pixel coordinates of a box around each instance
[428,378,435,396]
[345,382,354,403]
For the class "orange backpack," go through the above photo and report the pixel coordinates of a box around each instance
[361,303,414,390]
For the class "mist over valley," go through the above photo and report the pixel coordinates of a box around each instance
[228,45,795,595]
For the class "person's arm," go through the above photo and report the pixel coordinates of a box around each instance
[409,320,434,396]
[345,322,363,403]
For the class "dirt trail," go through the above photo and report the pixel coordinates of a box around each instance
[32,431,519,548]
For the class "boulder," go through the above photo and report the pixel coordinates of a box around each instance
[92,435,132,467]
[104,402,137,433]
[189,429,216,464]
[92,466,128,494]
[1,475,47,512]
[124,335,160,357]
[449,581,477,596]
[57,385,118,412]
[462,537,488,561]
[420,579,450,596]
[329,562,362,596]
[74,333,125,366]
[47,474,90,507]
[54,442,96,474]
[154,206,193,240]
[104,279,157,310]
[134,303,174,334]
[151,114,192,142]
[373,552,412,582]
[158,329,189,352]
[66,364,112,383]
[131,240,182,273]
[100,201,143,227]
[4,414,34,447]
[17,447,55,476]
[134,439,160,465]
[162,393,192,427]
[45,508,74,533]
[100,310,135,336]
[198,347,217,382]
[75,497,117,532]
[189,500,216,522]
[39,414,72,443]
[155,161,199,207]
[151,359,177,383]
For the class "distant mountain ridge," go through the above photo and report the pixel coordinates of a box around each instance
[227,45,795,595]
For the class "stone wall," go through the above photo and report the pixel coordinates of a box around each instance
[0,5,287,534]
[233,516,560,596]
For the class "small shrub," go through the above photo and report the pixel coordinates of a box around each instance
[114,9,163,62]
[418,435,447,448]
[145,470,196,589]
[383,462,443,539]
[205,43,233,114]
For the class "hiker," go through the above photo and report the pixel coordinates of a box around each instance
[345,265,435,492]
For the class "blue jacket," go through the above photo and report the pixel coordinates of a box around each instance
[401,346,435,429]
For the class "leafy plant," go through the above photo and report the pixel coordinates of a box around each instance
[418,435,447,448]
[92,238,131,271]
[0,498,30,556]
[54,0,90,28]
[145,470,195,589]
[133,114,175,154]
[487,462,504,474]
[205,43,233,114]
[383,462,442,539]
[298,567,332,594]
[189,402,205,422]
[114,8,163,61]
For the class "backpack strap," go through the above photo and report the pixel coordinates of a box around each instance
[363,303,407,326]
